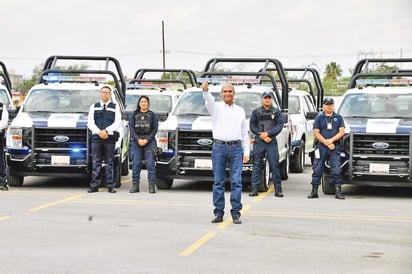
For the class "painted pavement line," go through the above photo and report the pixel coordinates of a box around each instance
[29,193,85,212]
[0,216,11,221]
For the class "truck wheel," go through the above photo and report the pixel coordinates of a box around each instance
[258,158,270,192]
[290,142,305,173]
[280,154,289,180]
[114,158,122,188]
[121,154,129,176]
[8,175,24,187]
[156,178,173,189]
[321,173,335,194]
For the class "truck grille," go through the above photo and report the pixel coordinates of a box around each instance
[177,130,213,152]
[352,133,410,157]
[33,128,88,149]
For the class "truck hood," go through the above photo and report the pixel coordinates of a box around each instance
[160,114,251,131]
[11,112,88,128]
[345,117,412,134]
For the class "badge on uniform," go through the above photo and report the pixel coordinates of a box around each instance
[140,116,145,120]
[327,122,332,130]
[271,114,275,119]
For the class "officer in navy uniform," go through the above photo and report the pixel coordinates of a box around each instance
[87,85,121,193]
[0,103,9,191]
[249,90,284,197]
[308,97,345,199]
[129,95,158,194]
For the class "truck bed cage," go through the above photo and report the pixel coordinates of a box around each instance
[0,61,12,96]
[42,55,126,102]
[133,68,197,88]
[352,58,412,76]
[202,58,289,110]
[200,71,283,110]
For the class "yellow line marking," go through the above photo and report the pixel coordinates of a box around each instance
[180,204,254,256]
[179,232,217,257]
[0,216,11,221]
[245,211,412,223]
[29,194,85,212]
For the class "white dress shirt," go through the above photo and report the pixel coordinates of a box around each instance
[204,91,250,157]
[0,106,9,131]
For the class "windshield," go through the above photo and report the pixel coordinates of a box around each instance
[173,90,276,118]
[289,95,300,114]
[338,93,412,118]
[126,94,173,113]
[0,89,11,107]
[24,89,103,113]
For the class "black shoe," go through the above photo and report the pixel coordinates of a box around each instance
[274,190,284,197]
[249,188,259,197]
[108,188,116,193]
[130,184,140,193]
[307,185,319,199]
[87,187,98,193]
[149,183,156,194]
[335,184,345,200]
[211,216,223,223]
[232,216,242,224]
[0,185,8,191]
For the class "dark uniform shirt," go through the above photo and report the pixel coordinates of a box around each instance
[250,105,284,143]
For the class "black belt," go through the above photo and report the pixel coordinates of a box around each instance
[214,139,241,145]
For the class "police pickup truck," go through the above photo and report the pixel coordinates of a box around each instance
[155,58,290,192]
[6,55,130,187]
[322,58,412,194]
[0,61,18,121]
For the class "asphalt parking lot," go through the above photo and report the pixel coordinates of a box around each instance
[1,163,412,274]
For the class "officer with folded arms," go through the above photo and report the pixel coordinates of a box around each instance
[87,85,121,193]
[308,97,345,199]
[249,90,284,197]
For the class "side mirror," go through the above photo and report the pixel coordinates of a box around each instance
[305,111,319,120]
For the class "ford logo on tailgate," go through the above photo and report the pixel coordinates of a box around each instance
[197,138,213,146]
[372,142,389,149]
[53,135,70,142]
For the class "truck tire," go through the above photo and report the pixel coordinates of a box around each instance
[114,158,122,188]
[156,178,173,189]
[280,155,289,180]
[121,154,129,176]
[258,158,270,192]
[8,175,24,187]
[290,142,305,173]
[321,173,335,194]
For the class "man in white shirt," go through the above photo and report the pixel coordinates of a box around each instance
[0,103,9,191]
[201,81,250,224]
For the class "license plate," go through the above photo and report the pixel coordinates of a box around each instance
[194,159,213,169]
[51,155,70,166]
[369,163,389,174]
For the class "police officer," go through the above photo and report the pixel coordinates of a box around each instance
[129,95,158,194]
[87,85,121,193]
[308,97,345,199]
[249,90,285,197]
[0,102,9,191]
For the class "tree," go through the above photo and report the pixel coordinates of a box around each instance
[324,62,342,81]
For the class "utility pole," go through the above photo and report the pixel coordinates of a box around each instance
[162,20,166,78]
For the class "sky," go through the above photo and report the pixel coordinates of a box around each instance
[1,0,411,79]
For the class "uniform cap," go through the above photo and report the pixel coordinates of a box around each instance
[261,91,273,98]
[323,97,334,104]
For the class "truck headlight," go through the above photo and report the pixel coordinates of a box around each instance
[157,131,169,151]
[9,128,23,147]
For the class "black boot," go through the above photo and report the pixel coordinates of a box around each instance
[249,188,259,197]
[274,187,284,197]
[130,183,140,193]
[149,183,156,194]
[307,185,319,199]
[335,184,345,200]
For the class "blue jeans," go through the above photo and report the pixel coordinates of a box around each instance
[251,140,281,190]
[90,140,115,188]
[211,142,243,218]
[311,144,342,186]
[131,139,156,183]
